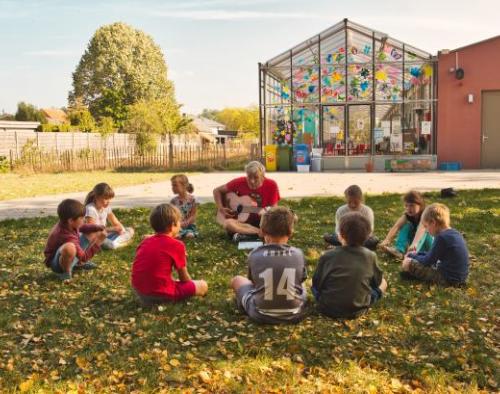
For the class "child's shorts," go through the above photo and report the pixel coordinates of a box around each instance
[235,284,307,324]
[134,281,196,306]
[50,235,88,273]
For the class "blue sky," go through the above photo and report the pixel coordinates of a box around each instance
[0,0,498,115]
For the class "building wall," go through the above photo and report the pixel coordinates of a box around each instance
[437,37,500,168]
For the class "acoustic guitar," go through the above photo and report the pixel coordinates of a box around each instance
[216,192,265,223]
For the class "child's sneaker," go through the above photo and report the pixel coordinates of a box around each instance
[381,245,404,259]
[78,262,97,270]
[232,233,260,243]
[57,272,72,282]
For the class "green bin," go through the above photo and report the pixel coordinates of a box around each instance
[277,145,292,171]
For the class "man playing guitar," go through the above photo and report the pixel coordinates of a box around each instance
[213,161,280,241]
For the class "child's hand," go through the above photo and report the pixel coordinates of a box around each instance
[401,257,412,271]
[407,245,417,253]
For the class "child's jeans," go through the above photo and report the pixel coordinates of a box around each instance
[395,223,433,254]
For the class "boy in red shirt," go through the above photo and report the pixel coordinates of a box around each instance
[131,203,208,305]
[44,199,107,282]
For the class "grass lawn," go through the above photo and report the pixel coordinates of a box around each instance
[0,190,498,392]
[0,171,178,201]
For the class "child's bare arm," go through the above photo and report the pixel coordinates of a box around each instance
[381,215,406,245]
[177,267,192,282]
[107,212,125,234]
[183,205,197,227]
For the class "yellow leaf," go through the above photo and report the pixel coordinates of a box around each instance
[19,379,34,393]
[199,371,212,384]
[76,356,89,370]
[169,359,181,367]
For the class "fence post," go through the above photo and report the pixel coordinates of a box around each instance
[15,131,18,156]
[9,150,13,170]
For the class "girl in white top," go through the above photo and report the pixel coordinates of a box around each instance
[84,183,134,249]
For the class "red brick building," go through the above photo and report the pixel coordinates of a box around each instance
[437,36,500,169]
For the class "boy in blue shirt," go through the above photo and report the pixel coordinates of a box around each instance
[401,203,469,286]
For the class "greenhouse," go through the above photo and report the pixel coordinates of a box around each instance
[258,19,437,171]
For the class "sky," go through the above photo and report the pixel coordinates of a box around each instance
[0,0,498,115]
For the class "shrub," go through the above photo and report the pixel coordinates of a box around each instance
[0,156,10,173]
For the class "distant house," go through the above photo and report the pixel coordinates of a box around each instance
[191,117,237,144]
[0,120,40,132]
[41,108,68,125]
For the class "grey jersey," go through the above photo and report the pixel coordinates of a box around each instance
[247,244,307,317]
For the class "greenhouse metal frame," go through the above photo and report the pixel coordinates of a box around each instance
[258,19,438,170]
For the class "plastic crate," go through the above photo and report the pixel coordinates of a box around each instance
[439,162,462,171]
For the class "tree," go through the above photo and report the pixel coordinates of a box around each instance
[0,111,15,120]
[212,106,259,138]
[69,22,175,124]
[67,103,96,132]
[15,102,46,123]
[98,116,115,136]
[200,108,220,121]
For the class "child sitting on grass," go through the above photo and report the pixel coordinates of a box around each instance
[230,206,308,324]
[84,182,135,249]
[323,185,379,250]
[380,190,433,259]
[170,174,199,239]
[313,212,388,319]
[131,203,208,306]
[401,203,469,286]
[44,199,106,281]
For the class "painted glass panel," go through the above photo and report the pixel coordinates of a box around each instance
[292,106,320,147]
[321,66,346,103]
[321,30,346,65]
[375,63,403,101]
[347,63,372,101]
[375,38,403,62]
[347,29,373,63]
[404,62,433,100]
[292,66,319,103]
[266,106,292,145]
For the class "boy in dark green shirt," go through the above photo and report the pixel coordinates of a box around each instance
[313,212,387,318]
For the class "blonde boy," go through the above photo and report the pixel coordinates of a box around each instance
[402,203,469,285]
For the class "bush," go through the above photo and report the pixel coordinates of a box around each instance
[0,156,10,173]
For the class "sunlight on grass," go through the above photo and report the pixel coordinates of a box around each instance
[0,190,498,392]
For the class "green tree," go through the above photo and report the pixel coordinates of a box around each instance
[69,22,175,124]
[15,102,46,123]
[98,116,115,136]
[68,105,96,132]
[0,111,15,120]
[213,106,259,138]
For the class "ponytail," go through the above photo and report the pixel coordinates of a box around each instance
[85,183,115,206]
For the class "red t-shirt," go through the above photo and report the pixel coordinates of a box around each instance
[226,177,280,208]
[131,234,187,297]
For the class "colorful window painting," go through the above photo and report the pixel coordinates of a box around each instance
[348,64,372,101]
[321,66,346,103]
[375,64,402,101]
[404,63,433,100]
[375,39,403,62]
[292,106,320,147]
[260,19,436,157]
[292,66,319,103]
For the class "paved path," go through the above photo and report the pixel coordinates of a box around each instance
[0,170,499,221]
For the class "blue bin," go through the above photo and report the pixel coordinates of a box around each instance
[294,144,310,166]
[439,162,462,171]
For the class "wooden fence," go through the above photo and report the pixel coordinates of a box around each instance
[8,143,261,173]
